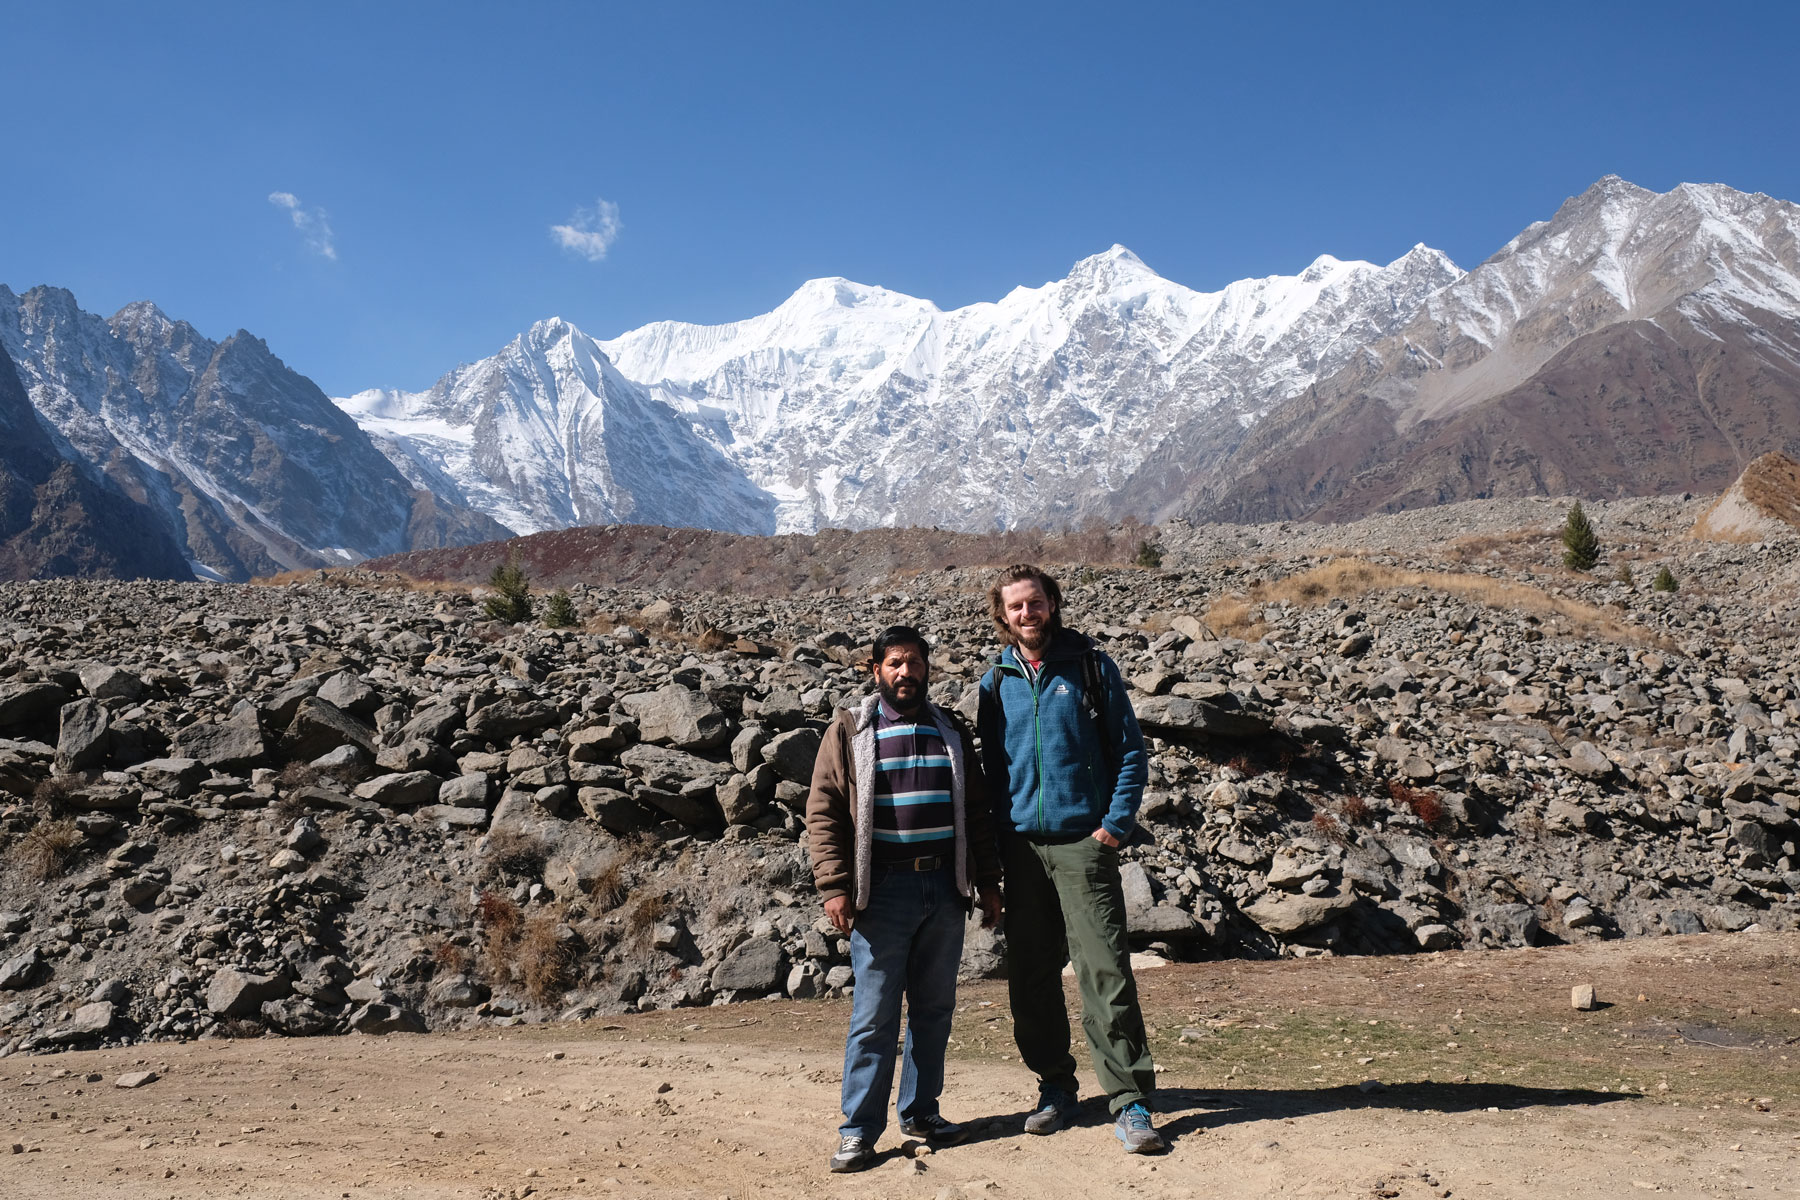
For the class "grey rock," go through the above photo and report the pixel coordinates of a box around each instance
[1129,905,1203,938]
[261,997,334,1036]
[281,697,376,761]
[1664,909,1706,935]
[729,724,770,774]
[205,968,290,1017]
[119,878,162,907]
[55,1001,116,1040]
[353,770,440,809]
[418,804,490,830]
[619,743,728,791]
[566,724,628,761]
[577,787,655,835]
[466,699,560,744]
[427,974,489,1008]
[1564,741,1616,780]
[711,938,786,994]
[1414,924,1457,950]
[316,672,380,715]
[347,1002,426,1034]
[0,948,46,990]
[174,716,267,770]
[1241,890,1356,935]
[618,686,729,750]
[1119,861,1156,917]
[0,681,68,727]
[78,664,143,702]
[1545,799,1603,835]
[124,757,206,797]
[53,698,110,773]
[438,773,493,808]
[1134,693,1278,740]
[762,727,823,785]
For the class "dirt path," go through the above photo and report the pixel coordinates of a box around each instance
[5,934,1797,1199]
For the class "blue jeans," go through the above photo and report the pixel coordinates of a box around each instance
[839,865,966,1140]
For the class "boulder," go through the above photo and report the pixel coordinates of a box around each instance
[55,699,112,772]
[617,686,729,750]
[0,947,47,990]
[1134,693,1278,740]
[762,727,823,785]
[0,681,68,727]
[1564,741,1616,780]
[438,773,493,808]
[466,699,560,744]
[348,1003,426,1034]
[619,743,729,791]
[316,671,380,715]
[174,717,268,771]
[206,968,290,1017]
[78,664,143,702]
[711,939,786,994]
[280,697,376,761]
[1241,890,1357,936]
[578,787,656,835]
[353,771,440,808]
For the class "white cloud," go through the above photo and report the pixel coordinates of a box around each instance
[551,197,622,262]
[268,191,338,261]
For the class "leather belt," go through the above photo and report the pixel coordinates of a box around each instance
[881,854,949,873]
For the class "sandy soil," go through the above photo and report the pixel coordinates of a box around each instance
[5,933,1797,1200]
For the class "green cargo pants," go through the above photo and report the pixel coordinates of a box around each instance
[1003,832,1155,1112]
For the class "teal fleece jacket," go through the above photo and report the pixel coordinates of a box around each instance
[976,629,1148,841]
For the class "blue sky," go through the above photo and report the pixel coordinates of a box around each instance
[5,1,1797,396]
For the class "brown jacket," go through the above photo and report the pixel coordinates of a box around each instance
[806,693,1002,911]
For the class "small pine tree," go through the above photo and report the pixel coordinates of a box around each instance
[543,588,577,628]
[482,559,533,623]
[1613,561,1634,586]
[1652,566,1679,593]
[1561,501,1600,571]
[1134,539,1164,569]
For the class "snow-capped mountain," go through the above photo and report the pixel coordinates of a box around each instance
[0,286,510,581]
[600,243,1462,532]
[337,318,777,536]
[344,242,1461,537]
[1190,177,1800,521]
[0,340,192,581]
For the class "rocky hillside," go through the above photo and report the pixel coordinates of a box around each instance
[1693,451,1800,541]
[1185,178,1800,523]
[0,497,1796,1057]
[0,286,511,582]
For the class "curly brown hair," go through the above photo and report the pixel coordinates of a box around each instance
[986,563,1064,646]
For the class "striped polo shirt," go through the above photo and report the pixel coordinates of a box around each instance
[871,697,956,863]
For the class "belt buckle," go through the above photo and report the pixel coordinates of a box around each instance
[914,855,939,872]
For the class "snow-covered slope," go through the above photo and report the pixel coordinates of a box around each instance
[337,319,777,536]
[598,243,1461,532]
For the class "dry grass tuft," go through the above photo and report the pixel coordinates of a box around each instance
[482,828,549,880]
[476,890,523,939]
[622,892,671,942]
[11,818,83,881]
[1210,556,1671,647]
[516,907,579,1003]
[31,775,78,817]
[1387,780,1447,831]
[1339,793,1373,826]
[431,938,474,975]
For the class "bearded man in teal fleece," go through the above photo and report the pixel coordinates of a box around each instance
[976,563,1165,1154]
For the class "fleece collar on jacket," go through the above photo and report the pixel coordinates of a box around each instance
[998,627,1096,671]
[847,691,971,911]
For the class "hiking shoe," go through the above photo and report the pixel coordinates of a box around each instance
[1114,1102,1166,1153]
[899,1113,969,1144]
[1023,1090,1078,1135]
[829,1134,875,1172]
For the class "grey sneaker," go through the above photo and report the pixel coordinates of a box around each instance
[898,1113,968,1144]
[829,1134,875,1172]
[1023,1090,1078,1135]
[1114,1102,1166,1153]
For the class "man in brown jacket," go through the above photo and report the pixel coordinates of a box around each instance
[806,625,1002,1172]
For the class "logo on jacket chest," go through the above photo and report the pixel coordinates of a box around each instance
[1052,683,1070,696]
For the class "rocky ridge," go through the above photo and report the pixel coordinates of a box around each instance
[0,497,1796,1058]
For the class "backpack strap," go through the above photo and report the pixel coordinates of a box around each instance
[1081,648,1119,769]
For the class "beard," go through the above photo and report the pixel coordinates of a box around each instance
[877,676,925,713]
